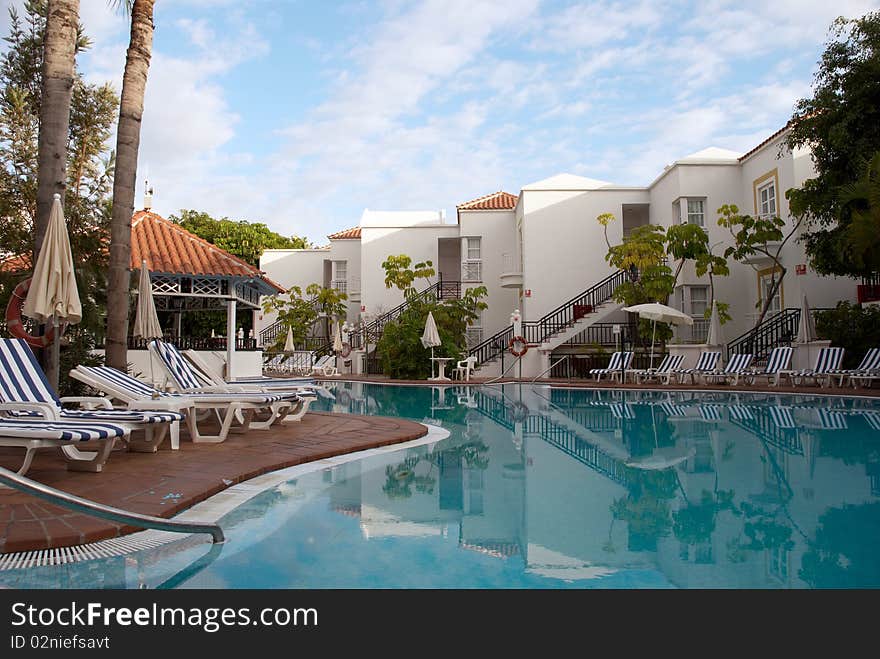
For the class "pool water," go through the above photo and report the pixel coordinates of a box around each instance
[3,383,880,589]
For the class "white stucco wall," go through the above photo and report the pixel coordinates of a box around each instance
[519,187,649,320]
[327,238,362,324]
[359,222,459,319]
[458,208,520,338]
[256,248,328,338]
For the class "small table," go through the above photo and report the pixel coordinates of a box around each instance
[429,357,453,381]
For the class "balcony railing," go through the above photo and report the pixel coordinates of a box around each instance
[462,260,482,282]
[127,336,259,351]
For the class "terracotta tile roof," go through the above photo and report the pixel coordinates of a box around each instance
[738,123,791,162]
[0,254,31,273]
[327,226,362,240]
[456,190,518,210]
[131,210,284,292]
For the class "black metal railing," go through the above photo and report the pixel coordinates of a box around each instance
[548,351,665,378]
[726,307,830,363]
[565,322,635,347]
[347,276,461,350]
[469,269,629,366]
[127,336,259,351]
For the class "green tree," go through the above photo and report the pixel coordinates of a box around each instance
[374,254,486,379]
[170,209,312,267]
[666,223,731,323]
[600,216,675,346]
[0,1,118,358]
[261,283,347,351]
[786,11,880,277]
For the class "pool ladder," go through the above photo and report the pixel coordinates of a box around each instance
[0,465,225,544]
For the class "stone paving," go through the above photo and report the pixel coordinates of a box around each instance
[0,411,426,553]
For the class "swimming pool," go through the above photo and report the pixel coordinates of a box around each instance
[2,383,879,588]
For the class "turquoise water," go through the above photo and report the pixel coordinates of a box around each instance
[3,383,880,588]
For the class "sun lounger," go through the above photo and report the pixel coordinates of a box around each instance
[629,354,685,384]
[742,346,792,387]
[589,351,633,382]
[779,346,845,387]
[0,338,183,452]
[702,353,754,385]
[0,418,127,475]
[311,354,339,377]
[672,351,721,384]
[831,348,880,387]
[148,340,313,421]
[70,365,298,444]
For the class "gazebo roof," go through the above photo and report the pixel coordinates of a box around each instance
[131,210,284,293]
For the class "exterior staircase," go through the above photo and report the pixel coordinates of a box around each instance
[726,306,828,364]
[468,269,629,373]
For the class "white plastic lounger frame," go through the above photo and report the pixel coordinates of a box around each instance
[70,366,296,445]
[702,353,754,385]
[673,351,721,384]
[836,348,880,388]
[148,340,311,423]
[0,418,128,475]
[743,346,793,387]
[0,338,183,452]
[590,351,633,382]
[779,347,845,387]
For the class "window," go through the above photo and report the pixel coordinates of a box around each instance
[689,286,708,316]
[759,272,782,316]
[331,261,347,294]
[462,237,482,282]
[686,199,705,226]
[672,200,681,225]
[758,180,777,219]
[467,237,481,260]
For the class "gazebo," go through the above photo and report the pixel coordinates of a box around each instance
[130,206,284,378]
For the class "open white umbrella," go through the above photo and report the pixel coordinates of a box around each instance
[132,259,163,341]
[22,193,81,390]
[333,319,344,354]
[420,311,442,377]
[796,293,817,343]
[283,326,295,353]
[706,299,723,346]
[622,302,693,368]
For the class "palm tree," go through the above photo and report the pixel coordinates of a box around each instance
[105,0,155,370]
[35,0,80,386]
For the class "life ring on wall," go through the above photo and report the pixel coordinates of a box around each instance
[4,277,58,349]
[509,335,529,357]
[340,341,352,358]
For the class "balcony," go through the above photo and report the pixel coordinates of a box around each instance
[499,252,522,289]
[462,260,482,283]
[858,283,880,304]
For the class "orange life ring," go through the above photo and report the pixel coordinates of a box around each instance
[340,341,352,358]
[4,277,57,349]
[509,335,529,357]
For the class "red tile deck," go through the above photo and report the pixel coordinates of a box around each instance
[0,411,426,554]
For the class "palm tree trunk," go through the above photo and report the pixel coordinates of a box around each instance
[35,0,78,254]
[35,0,79,388]
[105,0,154,370]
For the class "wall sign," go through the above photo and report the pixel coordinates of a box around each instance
[524,289,532,297]
[796,264,807,275]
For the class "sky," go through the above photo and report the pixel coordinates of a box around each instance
[1,0,879,245]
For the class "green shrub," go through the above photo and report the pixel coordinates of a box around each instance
[814,301,880,368]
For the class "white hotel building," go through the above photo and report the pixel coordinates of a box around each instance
[256,126,858,378]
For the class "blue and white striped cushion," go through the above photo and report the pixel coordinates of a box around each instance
[0,338,63,408]
[0,419,127,441]
[699,405,724,421]
[150,340,210,390]
[760,347,792,374]
[79,366,297,404]
[678,351,721,373]
[727,405,754,421]
[789,347,845,377]
[814,408,847,430]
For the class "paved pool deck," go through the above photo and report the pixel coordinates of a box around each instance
[0,411,427,554]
